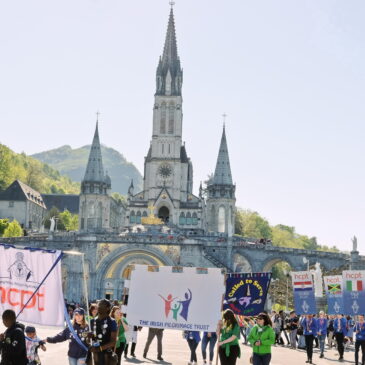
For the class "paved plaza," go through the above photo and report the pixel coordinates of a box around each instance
[0,323,359,365]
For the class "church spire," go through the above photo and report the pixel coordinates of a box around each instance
[156,7,183,96]
[213,124,233,185]
[83,120,105,183]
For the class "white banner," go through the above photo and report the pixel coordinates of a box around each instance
[126,265,225,332]
[0,245,64,326]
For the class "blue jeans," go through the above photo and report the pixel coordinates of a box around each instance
[68,357,87,365]
[318,334,326,354]
[202,333,217,361]
[253,353,271,365]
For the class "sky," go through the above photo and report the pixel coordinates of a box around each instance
[0,0,364,254]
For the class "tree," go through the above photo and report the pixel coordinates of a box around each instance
[0,145,13,190]
[111,192,126,204]
[44,207,65,231]
[25,161,43,192]
[234,209,272,239]
[0,219,9,236]
[3,220,23,237]
[59,210,78,231]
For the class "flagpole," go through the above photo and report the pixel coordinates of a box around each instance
[64,250,93,365]
[215,271,228,365]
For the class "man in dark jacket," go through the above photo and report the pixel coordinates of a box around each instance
[0,309,28,365]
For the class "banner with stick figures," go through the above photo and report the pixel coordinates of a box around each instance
[126,265,225,332]
[223,273,272,315]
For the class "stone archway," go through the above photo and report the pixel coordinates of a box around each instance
[94,245,175,299]
[233,253,252,273]
[261,256,296,273]
[158,206,170,223]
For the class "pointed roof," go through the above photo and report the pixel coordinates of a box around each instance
[83,122,105,183]
[0,180,46,208]
[162,8,179,68]
[213,126,233,185]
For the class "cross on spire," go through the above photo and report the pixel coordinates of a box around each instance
[169,0,175,8]
[96,110,100,123]
[222,113,227,127]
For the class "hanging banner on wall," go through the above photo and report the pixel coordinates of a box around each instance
[342,270,365,315]
[0,244,64,326]
[223,272,272,316]
[126,265,225,332]
[324,275,344,315]
[291,271,316,315]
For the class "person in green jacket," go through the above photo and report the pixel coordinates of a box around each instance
[110,306,129,365]
[217,309,241,365]
[248,313,275,365]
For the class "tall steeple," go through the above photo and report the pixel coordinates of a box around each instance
[156,7,183,96]
[83,121,105,183]
[206,123,236,235]
[213,125,233,185]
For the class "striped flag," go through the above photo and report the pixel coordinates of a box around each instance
[346,280,363,292]
[291,272,313,291]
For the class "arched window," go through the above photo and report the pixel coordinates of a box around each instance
[97,202,103,228]
[136,211,142,224]
[186,212,192,225]
[160,102,166,134]
[130,210,136,224]
[218,206,225,233]
[142,211,148,217]
[192,213,198,225]
[168,103,174,134]
[179,212,186,225]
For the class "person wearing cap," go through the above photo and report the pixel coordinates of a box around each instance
[25,326,46,365]
[45,307,90,365]
[248,313,275,365]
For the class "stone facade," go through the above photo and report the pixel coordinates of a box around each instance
[0,180,47,231]
[2,7,363,304]
[2,233,363,302]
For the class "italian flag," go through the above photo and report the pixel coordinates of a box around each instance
[346,280,363,292]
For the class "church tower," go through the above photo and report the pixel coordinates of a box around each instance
[79,120,120,232]
[127,6,202,227]
[206,125,236,236]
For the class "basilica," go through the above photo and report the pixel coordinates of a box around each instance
[79,7,236,237]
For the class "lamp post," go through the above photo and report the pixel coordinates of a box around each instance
[283,270,290,311]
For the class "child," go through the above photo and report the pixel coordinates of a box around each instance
[25,326,46,365]
[0,309,28,365]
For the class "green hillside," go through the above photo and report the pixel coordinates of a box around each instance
[32,145,142,195]
[235,208,339,252]
[0,144,79,194]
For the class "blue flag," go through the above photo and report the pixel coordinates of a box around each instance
[343,271,365,315]
[291,271,316,315]
[223,273,271,316]
[324,275,344,315]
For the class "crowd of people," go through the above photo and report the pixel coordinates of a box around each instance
[1,301,365,365]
